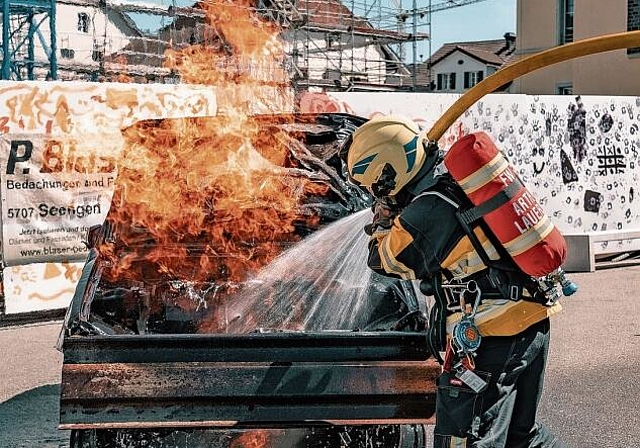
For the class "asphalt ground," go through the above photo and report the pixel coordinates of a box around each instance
[0,266,639,448]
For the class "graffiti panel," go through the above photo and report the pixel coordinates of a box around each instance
[329,92,640,236]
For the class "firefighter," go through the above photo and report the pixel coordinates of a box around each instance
[345,115,568,448]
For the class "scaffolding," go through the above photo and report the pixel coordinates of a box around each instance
[280,0,431,91]
[2,0,57,80]
[0,0,490,90]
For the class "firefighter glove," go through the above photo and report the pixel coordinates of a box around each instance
[364,199,399,238]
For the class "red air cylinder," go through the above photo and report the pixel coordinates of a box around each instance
[444,132,566,277]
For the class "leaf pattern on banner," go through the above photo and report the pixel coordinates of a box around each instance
[4,262,85,313]
[28,288,76,302]
[0,82,216,135]
[62,262,82,282]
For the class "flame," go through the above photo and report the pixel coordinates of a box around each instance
[230,430,273,448]
[165,0,288,88]
[103,115,327,283]
[98,1,330,328]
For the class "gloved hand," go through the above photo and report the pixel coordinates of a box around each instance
[364,199,399,237]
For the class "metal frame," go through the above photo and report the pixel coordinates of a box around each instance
[1,0,57,80]
[60,331,438,429]
[58,250,438,430]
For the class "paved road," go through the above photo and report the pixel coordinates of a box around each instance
[538,265,640,447]
[0,322,65,448]
[1,266,639,447]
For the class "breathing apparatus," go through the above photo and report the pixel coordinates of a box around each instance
[343,32,640,350]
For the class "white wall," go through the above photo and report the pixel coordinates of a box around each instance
[326,91,640,239]
[54,5,133,66]
[6,4,133,77]
[432,50,492,93]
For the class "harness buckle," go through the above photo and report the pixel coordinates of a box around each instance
[509,284,520,301]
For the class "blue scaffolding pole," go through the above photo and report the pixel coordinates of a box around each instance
[1,0,57,80]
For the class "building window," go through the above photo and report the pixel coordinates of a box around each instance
[464,71,484,89]
[60,48,75,59]
[77,13,90,33]
[557,84,573,95]
[92,43,104,62]
[436,72,456,90]
[628,0,640,55]
[559,0,574,44]
[325,33,337,49]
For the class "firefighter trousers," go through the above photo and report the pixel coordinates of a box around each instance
[434,318,568,448]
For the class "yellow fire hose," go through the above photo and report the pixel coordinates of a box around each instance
[426,30,640,143]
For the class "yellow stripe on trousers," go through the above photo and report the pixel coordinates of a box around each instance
[450,436,467,448]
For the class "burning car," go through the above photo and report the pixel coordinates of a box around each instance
[58,112,438,448]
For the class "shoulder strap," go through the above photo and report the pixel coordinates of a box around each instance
[457,179,523,225]
[418,175,516,273]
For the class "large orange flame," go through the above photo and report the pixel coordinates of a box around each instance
[103,115,327,285]
[97,1,329,331]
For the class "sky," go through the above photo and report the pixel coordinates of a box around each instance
[382,0,518,63]
[426,0,517,54]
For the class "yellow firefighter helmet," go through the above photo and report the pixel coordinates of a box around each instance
[346,115,427,197]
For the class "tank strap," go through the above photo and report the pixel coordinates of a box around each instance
[457,179,523,225]
[473,268,549,304]
[414,176,517,274]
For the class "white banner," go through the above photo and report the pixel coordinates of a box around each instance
[0,81,217,266]
[3,262,84,314]
[305,91,640,237]
[2,86,639,312]
[0,133,120,266]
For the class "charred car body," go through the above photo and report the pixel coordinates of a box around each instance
[58,113,438,447]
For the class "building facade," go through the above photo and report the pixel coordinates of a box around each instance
[279,0,419,91]
[1,1,145,81]
[423,34,516,93]
[515,0,640,95]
